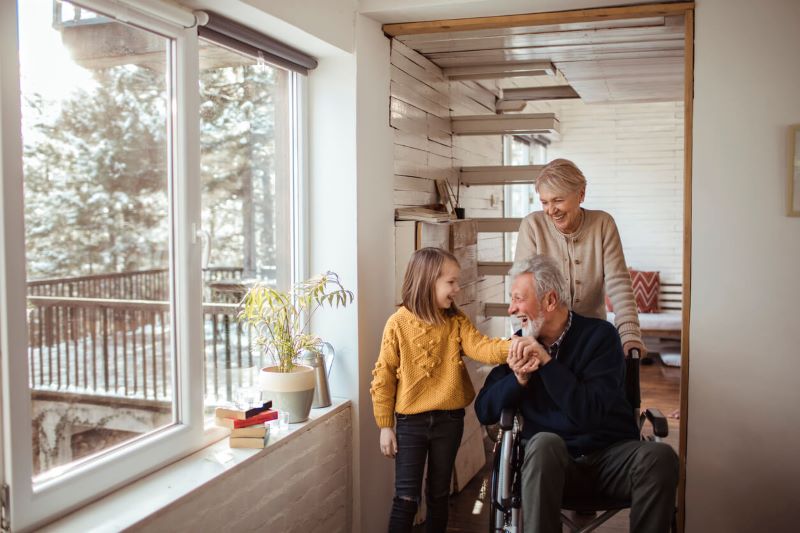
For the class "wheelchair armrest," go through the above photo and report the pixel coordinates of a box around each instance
[641,407,669,438]
[499,408,516,430]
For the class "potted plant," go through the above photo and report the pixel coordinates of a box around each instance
[237,271,353,422]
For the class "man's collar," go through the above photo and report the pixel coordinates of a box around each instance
[544,311,573,358]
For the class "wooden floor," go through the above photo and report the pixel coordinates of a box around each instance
[414,356,681,532]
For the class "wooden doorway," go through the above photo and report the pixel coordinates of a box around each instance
[384,2,694,530]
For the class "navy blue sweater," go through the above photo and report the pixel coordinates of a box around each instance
[475,313,638,456]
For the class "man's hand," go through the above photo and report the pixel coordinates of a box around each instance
[379,427,397,458]
[508,337,541,385]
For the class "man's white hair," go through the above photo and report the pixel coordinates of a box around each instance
[508,254,570,307]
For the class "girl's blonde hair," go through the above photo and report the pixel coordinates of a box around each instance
[401,247,460,325]
[535,158,587,196]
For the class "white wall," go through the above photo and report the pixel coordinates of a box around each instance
[245,0,357,53]
[353,14,396,533]
[547,100,684,283]
[688,0,800,530]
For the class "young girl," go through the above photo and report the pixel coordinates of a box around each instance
[370,247,512,533]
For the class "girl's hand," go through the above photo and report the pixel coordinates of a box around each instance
[380,427,397,458]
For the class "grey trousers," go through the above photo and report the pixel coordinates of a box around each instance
[521,432,678,533]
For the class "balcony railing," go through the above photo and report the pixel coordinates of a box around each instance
[26,268,254,403]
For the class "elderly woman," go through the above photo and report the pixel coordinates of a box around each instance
[514,158,644,355]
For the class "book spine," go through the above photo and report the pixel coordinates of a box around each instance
[229,437,266,449]
[233,409,278,429]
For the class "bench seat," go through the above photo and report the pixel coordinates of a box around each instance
[606,311,682,339]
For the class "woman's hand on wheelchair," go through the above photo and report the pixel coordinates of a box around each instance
[380,427,398,458]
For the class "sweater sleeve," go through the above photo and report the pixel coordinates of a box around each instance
[457,315,512,364]
[537,321,625,428]
[601,215,642,347]
[514,214,538,262]
[474,364,525,425]
[369,319,400,428]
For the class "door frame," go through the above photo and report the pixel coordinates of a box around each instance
[384,3,695,530]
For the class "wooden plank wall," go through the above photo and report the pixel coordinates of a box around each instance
[540,100,684,283]
[391,39,505,329]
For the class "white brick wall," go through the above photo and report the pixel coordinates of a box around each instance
[131,408,352,533]
[543,100,685,283]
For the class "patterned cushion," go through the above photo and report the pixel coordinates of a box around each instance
[629,269,660,313]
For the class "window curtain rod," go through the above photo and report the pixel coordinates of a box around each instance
[197,11,318,75]
[75,0,201,28]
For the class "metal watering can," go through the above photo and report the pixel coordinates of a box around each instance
[300,342,334,408]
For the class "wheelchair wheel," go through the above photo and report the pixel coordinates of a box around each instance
[488,428,521,532]
[489,441,505,532]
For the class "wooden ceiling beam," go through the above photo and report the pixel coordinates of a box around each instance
[383,2,695,37]
[443,61,555,80]
[501,85,580,101]
[451,113,559,136]
[460,165,544,185]
[474,218,523,233]
[495,100,527,113]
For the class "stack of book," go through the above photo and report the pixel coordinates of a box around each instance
[214,401,277,449]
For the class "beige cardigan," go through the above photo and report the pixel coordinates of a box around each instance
[514,209,642,347]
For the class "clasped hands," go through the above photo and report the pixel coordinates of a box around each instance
[508,336,550,385]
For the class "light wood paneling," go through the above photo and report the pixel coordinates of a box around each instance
[386,6,689,103]
[451,114,559,136]
[474,218,522,233]
[383,2,694,36]
[460,164,543,185]
[501,85,579,101]
[391,37,507,339]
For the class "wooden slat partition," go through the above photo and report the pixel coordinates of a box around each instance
[478,261,513,276]
[501,85,580,101]
[460,165,543,186]
[451,114,560,136]
[443,61,555,80]
[484,302,509,317]
[474,218,522,233]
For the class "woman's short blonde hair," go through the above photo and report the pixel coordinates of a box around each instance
[535,158,587,195]
[401,247,460,325]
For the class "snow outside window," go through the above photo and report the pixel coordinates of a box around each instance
[0,0,311,529]
[197,37,296,416]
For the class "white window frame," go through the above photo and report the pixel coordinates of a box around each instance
[0,1,208,530]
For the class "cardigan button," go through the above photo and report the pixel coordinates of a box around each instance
[574,259,581,265]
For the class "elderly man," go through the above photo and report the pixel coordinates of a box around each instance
[475,254,678,533]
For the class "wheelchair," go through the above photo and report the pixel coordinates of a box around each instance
[488,349,671,533]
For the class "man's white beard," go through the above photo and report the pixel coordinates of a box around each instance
[521,315,545,339]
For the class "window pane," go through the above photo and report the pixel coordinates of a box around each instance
[198,39,292,411]
[504,138,537,260]
[19,0,175,481]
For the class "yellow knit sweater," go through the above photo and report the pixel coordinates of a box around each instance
[370,307,512,428]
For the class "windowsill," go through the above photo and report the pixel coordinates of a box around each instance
[40,399,351,533]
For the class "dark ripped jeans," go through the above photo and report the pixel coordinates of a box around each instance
[388,408,465,533]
